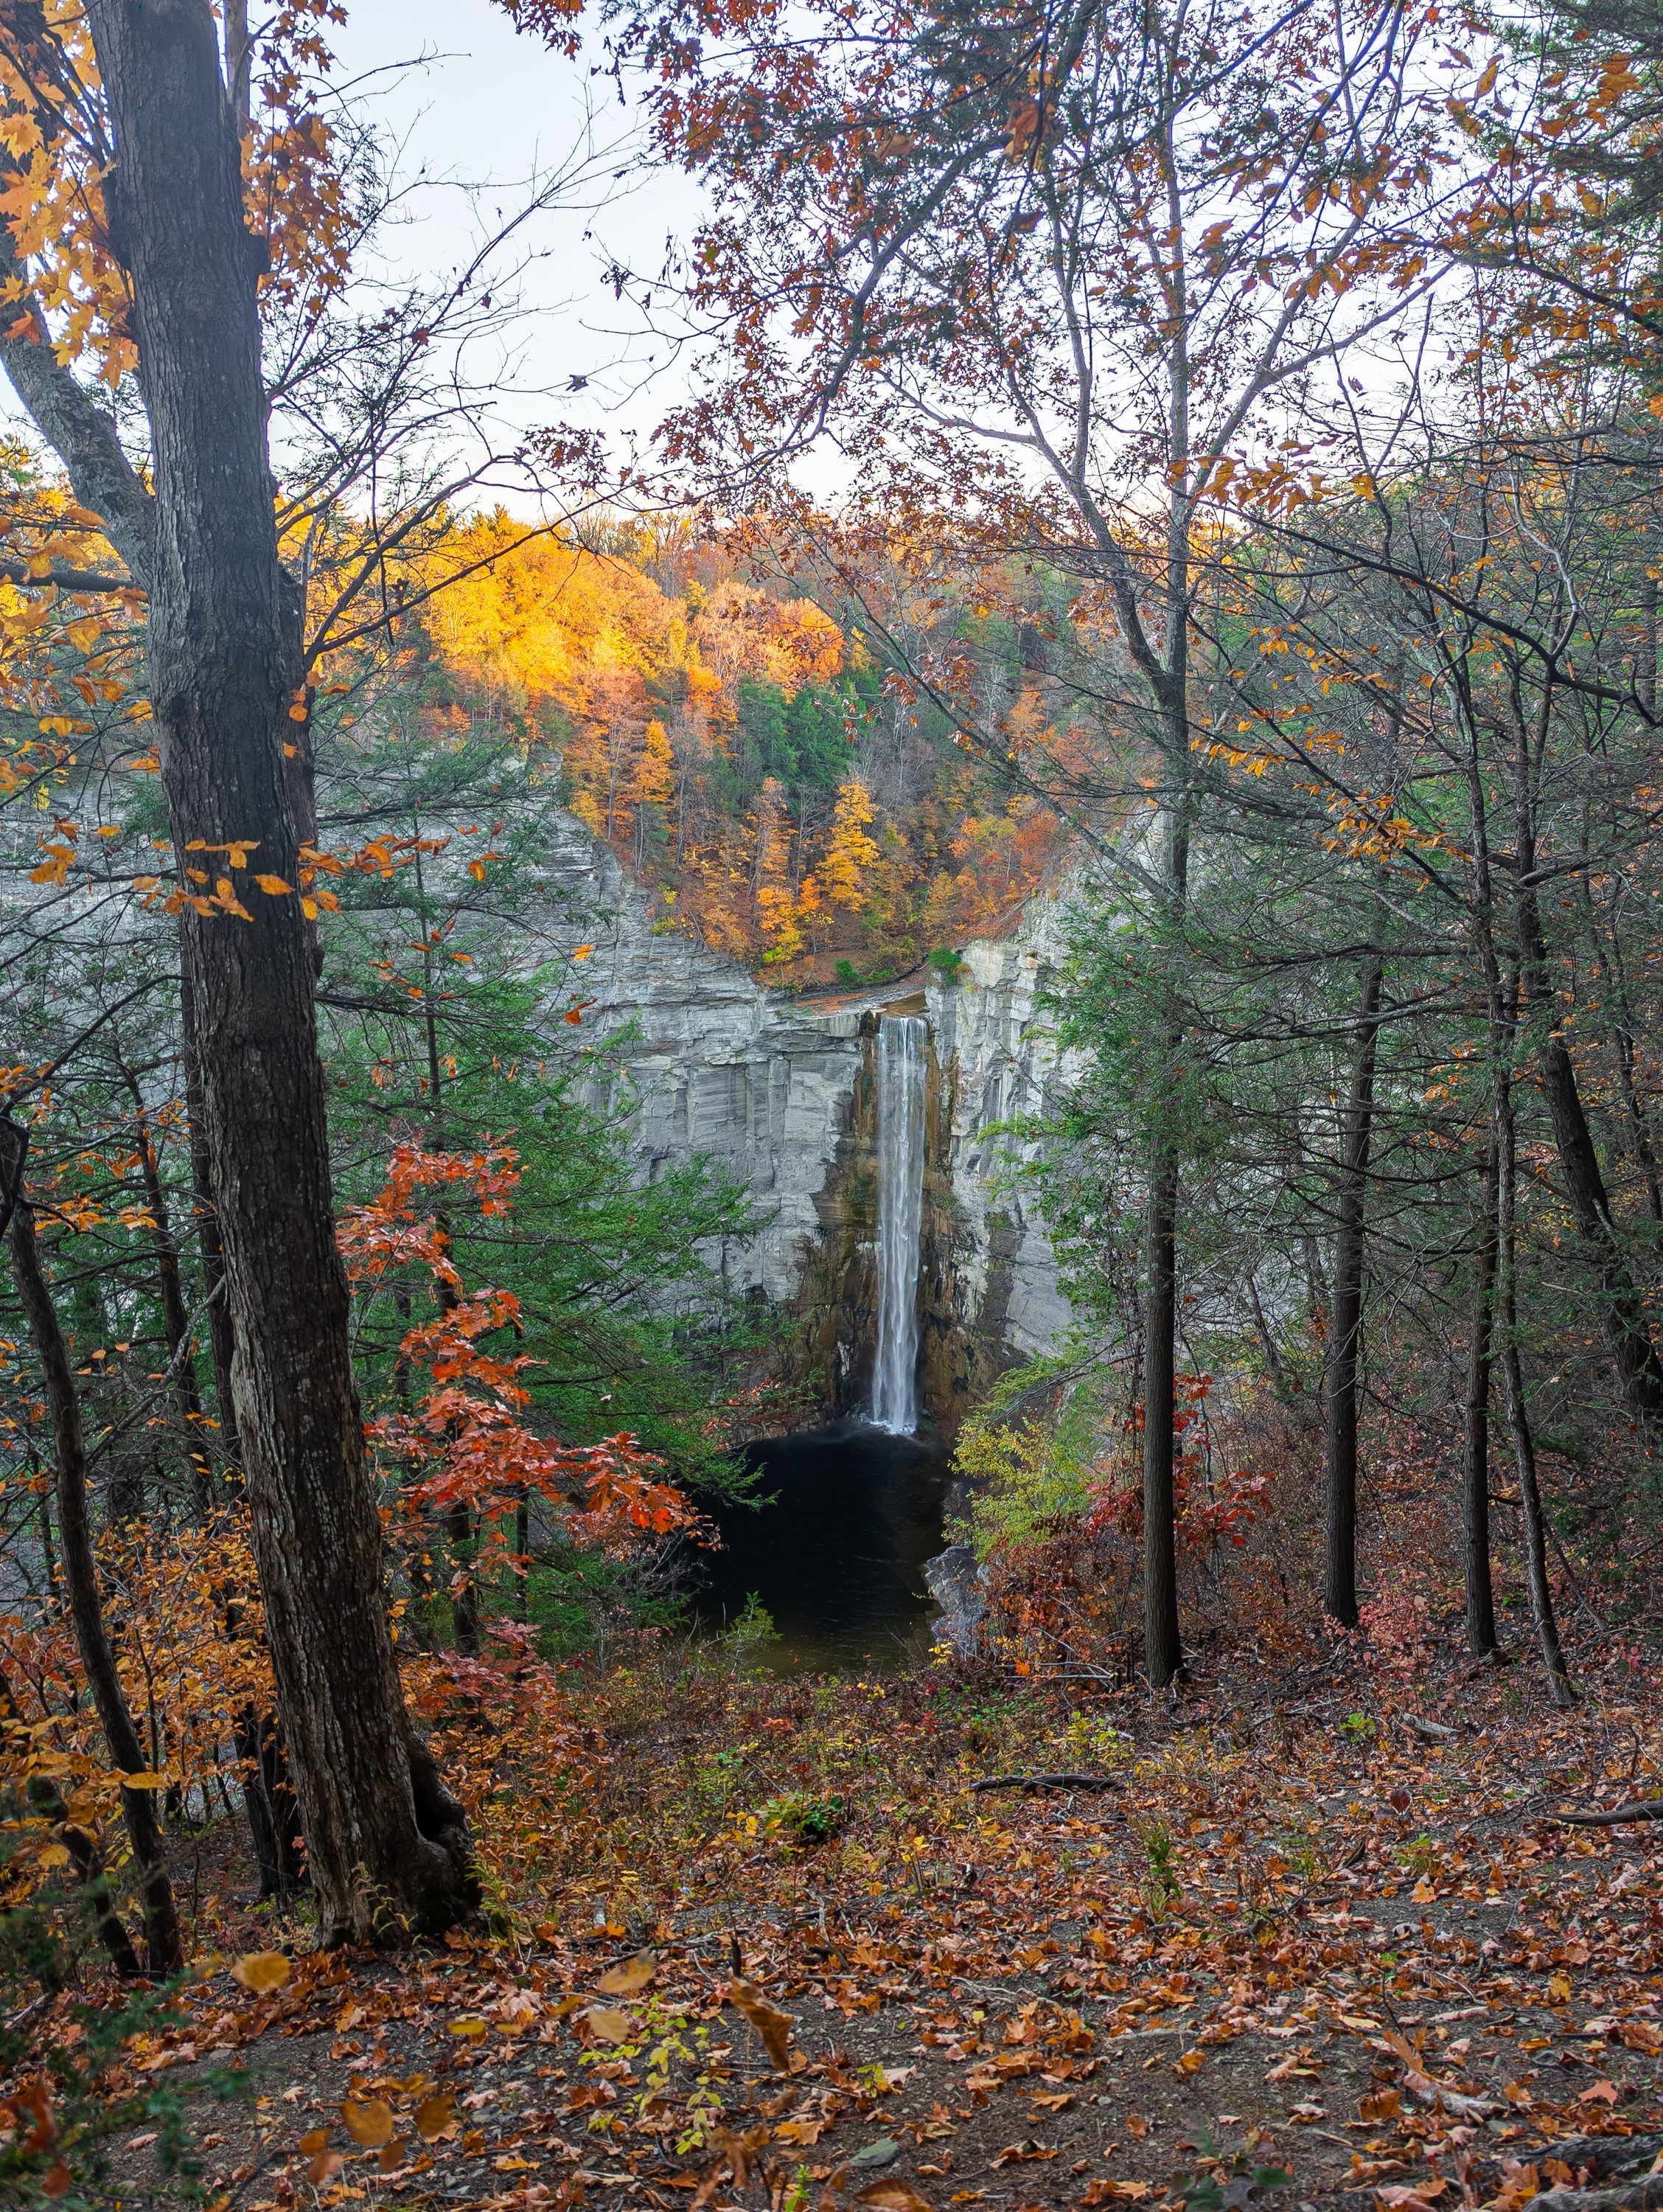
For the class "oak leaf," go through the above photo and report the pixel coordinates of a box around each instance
[414,2093,456,2141]
[727,1975,794,2069]
[596,1952,655,1996]
[230,1951,290,1994]
[341,2098,394,2149]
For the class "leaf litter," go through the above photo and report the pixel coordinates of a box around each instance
[69,1643,1663,2211]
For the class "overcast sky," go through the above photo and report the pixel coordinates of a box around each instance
[327,1,702,469]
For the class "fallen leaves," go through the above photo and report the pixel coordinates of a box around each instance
[857,2183,935,2211]
[1380,2031,1495,2121]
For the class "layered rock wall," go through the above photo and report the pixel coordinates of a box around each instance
[539,810,1078,1434]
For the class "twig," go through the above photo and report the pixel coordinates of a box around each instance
[970,1772,1124,1795]
[1544,1799,1663,1828]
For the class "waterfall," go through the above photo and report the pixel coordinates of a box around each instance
[871,1015,927,1433]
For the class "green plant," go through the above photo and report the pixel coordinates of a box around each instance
[1139,1819,1181,1911]
[928,946,966,984]
[1063,1711,1133,1771]
[760,1792,849,1846]
[721,1592,778,1649]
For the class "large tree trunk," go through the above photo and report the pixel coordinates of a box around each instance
[2,1124,183,1975]
[1462,1138,1501,1660]
[1322,957,1384,1630]
[1513,824,1663,1425]
[60,0,475,1943]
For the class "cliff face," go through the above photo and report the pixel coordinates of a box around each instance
[540,811,1076,1435]
[920,894,1080,1425]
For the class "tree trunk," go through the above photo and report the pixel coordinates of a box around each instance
[2,1124,184,1975]
[0,1659,142,1982]
[231,1705,307,1902]
[1143,1144,1182,1688]
[179,961,242,1471]
[1496,1091,1576,1708]
[1462,1138,1501,1660]
[1141,709,1190,1692]
[1322,957,1384,1630]
[64,0,475,1943]
[1514,827,1663,1425]
[116,1054,212,1509]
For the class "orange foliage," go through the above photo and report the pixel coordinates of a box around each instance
[339,1141,697,1552]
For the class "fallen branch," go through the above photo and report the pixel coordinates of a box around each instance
[969,1772,1123,1795]
[1546,1799,1663,1828]
[1522,2184,1663,2212]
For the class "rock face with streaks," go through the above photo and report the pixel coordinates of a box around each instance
[539,810,1078,1435]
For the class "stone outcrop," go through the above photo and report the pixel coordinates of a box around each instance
[539,810,1078,1436]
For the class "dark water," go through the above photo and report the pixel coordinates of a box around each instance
[695,1422,951,1672]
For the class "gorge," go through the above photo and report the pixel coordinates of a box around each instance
[539,810,1078,1443]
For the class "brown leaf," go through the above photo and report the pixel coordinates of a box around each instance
[307,2150,344,2187]
[587,2006,634,2044]
[230,1950,291,1995]
[857,2184,936,2211]
[727,1976,795,2070]
[1126,2112,1151,2140]
[414,2093,456,2142]
[297,2128,329,2155]
[379,2140,410,2175]
[41,2164,72,2201]
[776,2115,825,2145]
[596,1952,655,1996]
[342,2098,394,2149]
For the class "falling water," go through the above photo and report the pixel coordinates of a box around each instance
[871,1015,928,1434]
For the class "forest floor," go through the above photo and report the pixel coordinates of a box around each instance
[77,1640,1663,2212]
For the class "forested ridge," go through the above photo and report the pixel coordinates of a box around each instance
[0,3,1662,2211]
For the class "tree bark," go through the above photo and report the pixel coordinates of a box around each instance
[1462,1137,1501,1660]
[41,0,478,1943]
[1322,957,1384,1630]
[116,1052,212,1509]
[1141,728,1188,1694]
[1496,1090,1577,1708]
[1514,831,1663,1425]
[178,961,241,1470]
[1,1122,184,1975]
[1143,1144,1182,1688]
